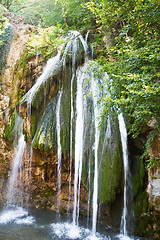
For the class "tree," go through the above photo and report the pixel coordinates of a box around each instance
[4,0,94,29]
[86,0,160,164]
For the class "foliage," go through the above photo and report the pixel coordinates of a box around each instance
[0,10,13,76]
[86,0,160,163]
[0,0,15,9]
[2,0,94,29]
[0,8,8,45]
[26,25,65,59]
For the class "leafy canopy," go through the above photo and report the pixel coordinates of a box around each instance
[1,0,94,29]
[86,0,160,164]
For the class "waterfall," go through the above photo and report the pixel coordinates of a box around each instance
[68,33,78,211]
[72,66,84,226]
[87,153,91,228]
[118,112,129,236]
[20,51,61,105]
[56,89,63,210]
[68,74,74,211]
[7,115,26,206]
[91,75,101,236]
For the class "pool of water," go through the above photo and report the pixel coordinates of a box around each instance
[0,206,151,240]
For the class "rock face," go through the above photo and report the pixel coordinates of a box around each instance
[0,9,36,204]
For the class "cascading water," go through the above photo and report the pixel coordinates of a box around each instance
[73,66,84,226]
[21,51,61,105]
[68,74,74,211]
[118,112,133,239]
[6,115,26,206]
[0,113,35,225]
[56,89,63,210]
[87,154,91,228]
[91,74,101,236]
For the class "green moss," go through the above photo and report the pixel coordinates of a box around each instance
[100,152,111,203]
[32,100,57,153]
[100,143,123,204]
[0,171,5,177]
[135,214,154,237]
[17,89,24,102]
[132,174,141,198]
[60,69,72,159]
[111,144,123,200]
[134,191,149,217]
[132,156,149,218]
[30,110,37,139]
[4,112,16,142]
[140,158,145,186]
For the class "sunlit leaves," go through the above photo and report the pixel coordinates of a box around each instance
[87,0,160,163]
[26,25,65,59]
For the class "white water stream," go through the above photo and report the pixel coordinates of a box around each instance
[56,89,63,210]
[91,74,101,236]
[7,116,26,206]
[118,113,129,237]
[73,66,84,226]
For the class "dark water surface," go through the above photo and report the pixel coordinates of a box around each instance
[0,206,151,240]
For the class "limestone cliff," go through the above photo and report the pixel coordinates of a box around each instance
[0,7,35,204]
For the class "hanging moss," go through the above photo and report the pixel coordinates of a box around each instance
[3,111,16,142]
[134,191,149,217]
[111,144,123,200]
[100,152,112,203]
[60,68,72,159]
[131,156,149,217]
[100,144,123,204]
[17,89,24,102]
[32,100,57,154]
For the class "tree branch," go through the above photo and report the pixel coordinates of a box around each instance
[15,1,41,13]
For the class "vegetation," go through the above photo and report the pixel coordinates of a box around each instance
[86,0,160,166]
[26,25,65,59]
[1,0,94,28]
[0,9,13,78]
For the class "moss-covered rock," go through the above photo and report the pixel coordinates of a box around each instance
[99,117,123,205]
[32,99,57,153]
[4,111,16,142]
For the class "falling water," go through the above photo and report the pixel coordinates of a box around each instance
[68,74,74,211]
[118,112,129,236]
[91,75,101,236]
[7,116,26,206]
[20,51,61,105]
[87,153,91,228]
[72,67,84,226]
[68,33,78,210]
[56,89,63,210]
